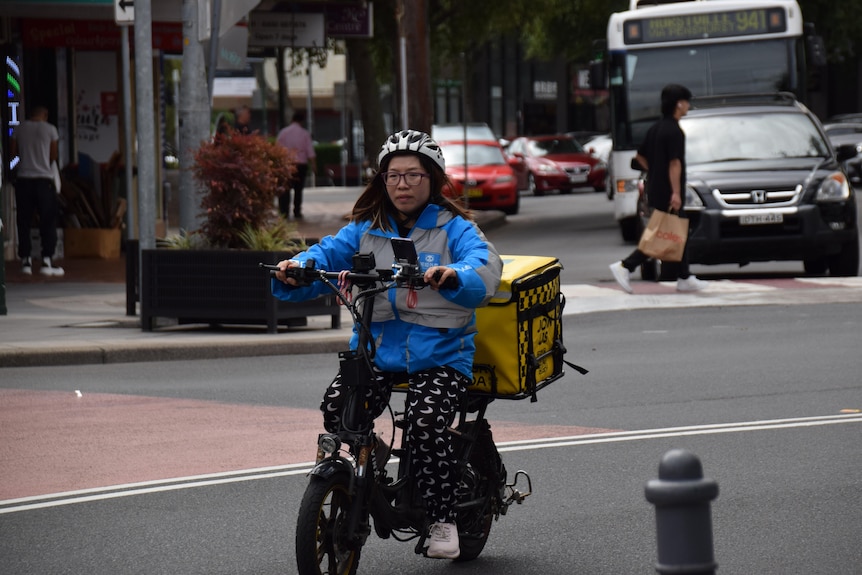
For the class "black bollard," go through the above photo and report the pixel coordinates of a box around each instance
[645,449,719,574]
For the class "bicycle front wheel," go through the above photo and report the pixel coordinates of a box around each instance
[296,474,361,575]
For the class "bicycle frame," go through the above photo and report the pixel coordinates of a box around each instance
[266,250,532,573]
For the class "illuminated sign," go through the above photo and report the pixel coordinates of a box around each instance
[624,8,787,44]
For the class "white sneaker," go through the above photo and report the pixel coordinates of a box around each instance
[21,258,32,275]
[609,261,633,294]
[427,522,460,559]
[677,275,708,292]
[40,257,65,277]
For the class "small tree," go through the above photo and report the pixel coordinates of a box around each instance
[192,130,297,249]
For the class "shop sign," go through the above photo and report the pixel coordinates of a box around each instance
[21,19,182,53]
[248,12,325,48]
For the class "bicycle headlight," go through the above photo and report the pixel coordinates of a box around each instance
[815,172,850,202]
[318,434,341,455]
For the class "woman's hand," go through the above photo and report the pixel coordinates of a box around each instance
[424,266,457,290]
[275,259,300,286]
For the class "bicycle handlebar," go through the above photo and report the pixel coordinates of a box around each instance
[259,260,458,290]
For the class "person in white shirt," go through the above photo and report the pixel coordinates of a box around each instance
[276,111,317,219]
[11,105,64,277]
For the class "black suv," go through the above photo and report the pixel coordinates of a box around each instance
[664,93,858,277]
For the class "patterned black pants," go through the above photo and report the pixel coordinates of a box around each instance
[321,365,469,523]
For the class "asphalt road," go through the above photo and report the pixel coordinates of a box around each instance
[2,304,860,574]
[2,190,860,574]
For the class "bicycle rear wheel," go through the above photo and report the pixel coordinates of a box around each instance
[454,420,505,561]
[296,474,361,575]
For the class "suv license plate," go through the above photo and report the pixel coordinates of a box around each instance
[740,213,783,225]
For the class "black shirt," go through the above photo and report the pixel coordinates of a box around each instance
[638,116,686,210]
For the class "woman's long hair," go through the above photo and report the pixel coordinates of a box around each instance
[350,152,472,231]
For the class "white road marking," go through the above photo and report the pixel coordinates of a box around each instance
[2,413,859,515]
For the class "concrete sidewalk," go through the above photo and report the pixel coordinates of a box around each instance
[0,193,508,368]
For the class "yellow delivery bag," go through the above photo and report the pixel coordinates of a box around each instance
[469,255,566,400]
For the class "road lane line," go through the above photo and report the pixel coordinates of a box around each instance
[2,413,859,514]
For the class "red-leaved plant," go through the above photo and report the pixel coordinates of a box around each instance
[192,130,296,249]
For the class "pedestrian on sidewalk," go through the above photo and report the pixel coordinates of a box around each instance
[276,111,317,219]
[610,84,706,294]
[11,105,64,277]
[233,105,252,135]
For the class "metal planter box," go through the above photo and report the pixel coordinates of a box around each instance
[140,249,340,333]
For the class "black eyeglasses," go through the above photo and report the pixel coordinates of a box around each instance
[381,171,429,187]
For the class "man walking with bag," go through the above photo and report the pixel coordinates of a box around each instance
[609,84,706,294]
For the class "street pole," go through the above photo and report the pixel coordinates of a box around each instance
[179,0,210,233]
[206,0,222,104]
[120,25,135,242]
[133,0,156,250]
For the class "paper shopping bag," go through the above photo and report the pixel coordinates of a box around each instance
[638,209,689,262]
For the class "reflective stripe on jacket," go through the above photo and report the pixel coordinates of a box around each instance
[271,203,502,377]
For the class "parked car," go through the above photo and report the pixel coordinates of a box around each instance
[506,134,607,195]
[823,122,862,187]
[438,140,520,215]
[826,113,862,124]
[644,93,858,278]
[567,130,605,146]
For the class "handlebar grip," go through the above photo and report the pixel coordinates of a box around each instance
[258,262,314,285]
[432,269,459,290]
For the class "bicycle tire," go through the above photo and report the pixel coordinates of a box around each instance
[295,474,361,575]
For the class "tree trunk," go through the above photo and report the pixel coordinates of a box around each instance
[400,0,432,132]
[346,38,387,166]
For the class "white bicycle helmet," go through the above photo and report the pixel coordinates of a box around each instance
[377,129,445,171]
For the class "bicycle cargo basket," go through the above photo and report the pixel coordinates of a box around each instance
[469,255,565,400]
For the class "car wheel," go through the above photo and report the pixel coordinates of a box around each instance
[528,173,544,196]
[827,237,860,276]
[502,191,520,215]
[803,258,828,276]
[619,216,639,243]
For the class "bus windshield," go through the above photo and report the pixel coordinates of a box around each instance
[610,38,796,149]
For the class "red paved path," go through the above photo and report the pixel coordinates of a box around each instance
[0,389,613,500]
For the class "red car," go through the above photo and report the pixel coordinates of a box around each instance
[438,140,520,215]
[506,134,607,195]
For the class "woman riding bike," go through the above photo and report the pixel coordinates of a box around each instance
[272,129,503,559]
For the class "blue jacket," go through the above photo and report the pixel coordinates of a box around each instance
[272,203,502,377]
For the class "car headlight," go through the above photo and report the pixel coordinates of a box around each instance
[536,164,562,174]
[495,175,514,184]
[815,172,850,202]
[684,184,704,210]
[594,161,607,171]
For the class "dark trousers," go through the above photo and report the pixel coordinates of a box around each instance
[279,163,308,217]
[15,178,59,260]
[321,365,468,523]
[622,209,692,279]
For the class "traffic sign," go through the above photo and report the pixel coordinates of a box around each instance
[115,0,134,25]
